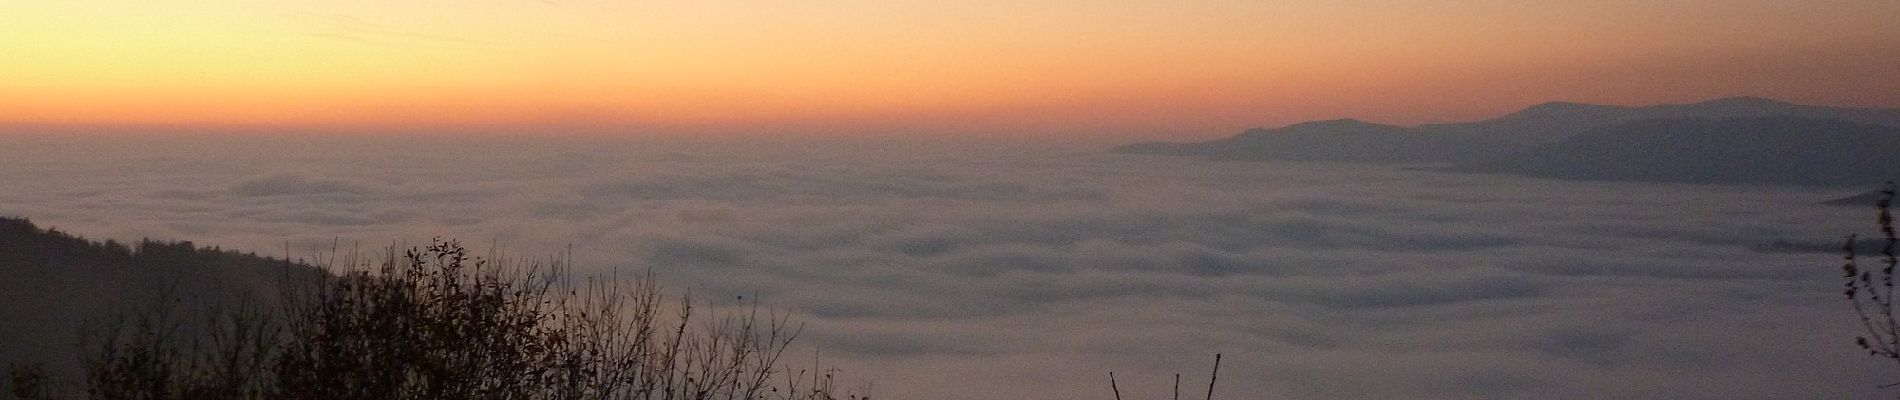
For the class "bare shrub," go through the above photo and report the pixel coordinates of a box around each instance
[1841,185,1900,389]
[69,239,858,400]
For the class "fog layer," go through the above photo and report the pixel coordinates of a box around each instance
[0,134,1880,399]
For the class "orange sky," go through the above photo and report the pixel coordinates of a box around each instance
[3,0,1897,138]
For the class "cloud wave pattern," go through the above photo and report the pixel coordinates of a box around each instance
[0,135,1881,399]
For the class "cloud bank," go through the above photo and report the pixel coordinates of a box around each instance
[0,134,1881,399]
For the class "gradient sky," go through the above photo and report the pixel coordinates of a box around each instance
[4,0,1897,138]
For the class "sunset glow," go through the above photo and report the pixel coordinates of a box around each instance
[11,2,1900,398]
[5,0,1898,137]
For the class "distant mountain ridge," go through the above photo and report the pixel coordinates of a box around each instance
[1438,117,1900,186]
[1116,97,1900,165]
[1454,96,1900,145]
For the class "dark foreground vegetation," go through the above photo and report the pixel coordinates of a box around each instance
[1834,186,1900,392]
[1842,188,1900,367]
[0,217,326,383]
[0,218,859,400]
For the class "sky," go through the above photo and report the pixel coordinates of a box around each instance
[3,0,1898,138]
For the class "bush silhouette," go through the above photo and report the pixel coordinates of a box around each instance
[11,238,855,400]
[1840,185,1900,387]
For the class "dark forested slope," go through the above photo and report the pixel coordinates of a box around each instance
[0,217,324,376]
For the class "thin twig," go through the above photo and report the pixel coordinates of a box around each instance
[1205,353,1221,400]
[1109,372,1122,400]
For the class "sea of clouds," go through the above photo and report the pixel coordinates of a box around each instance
[0,133,1886,399]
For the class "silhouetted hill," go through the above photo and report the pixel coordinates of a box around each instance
[1441,117,1900,186]
[1116,97,1900,164]
[1439,97,1900,146]
[0,217,325,379]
